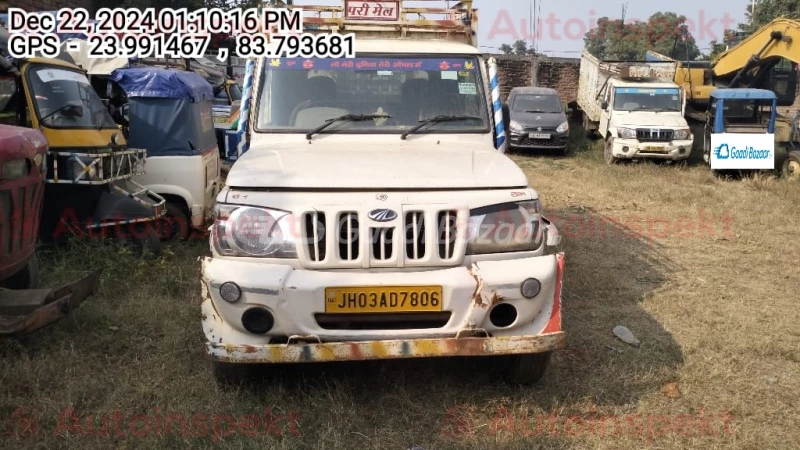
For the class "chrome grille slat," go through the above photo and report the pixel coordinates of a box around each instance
[300,207,466,268]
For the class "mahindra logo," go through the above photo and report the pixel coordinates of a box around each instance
[368,208,397,222]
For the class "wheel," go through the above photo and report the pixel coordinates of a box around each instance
[155,202,191,242]
[115,223,161,259]
[504,352,552,385]
[604,137,618,165]
[0,253,40,290]
[782,151,800,180]
[212,360,252,386]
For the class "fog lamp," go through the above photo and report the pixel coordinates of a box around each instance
[220,282,242,303]
[520,278,541,299]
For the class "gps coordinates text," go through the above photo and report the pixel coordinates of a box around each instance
[5,7,356,60]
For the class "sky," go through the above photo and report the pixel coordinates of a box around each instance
[293,0,753,57]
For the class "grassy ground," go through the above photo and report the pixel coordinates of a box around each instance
[2,127,799,450]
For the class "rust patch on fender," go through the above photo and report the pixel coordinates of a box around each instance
[490,292,504,307]
[466,265,487,307]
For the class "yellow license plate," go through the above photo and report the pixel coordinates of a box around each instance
[644,146,665,151]
[325,286,443,313]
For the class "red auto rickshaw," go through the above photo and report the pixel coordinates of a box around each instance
[0,124,99,336]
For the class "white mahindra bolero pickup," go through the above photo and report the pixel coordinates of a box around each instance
[200,38,566,386]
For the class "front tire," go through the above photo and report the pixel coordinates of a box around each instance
[156,202,191,242]
[505,352,552,385]
[212,361,253,386]
[115,223,161,259]
[782,151,800,180]
[1,253,40,290]
[604,137,618,165]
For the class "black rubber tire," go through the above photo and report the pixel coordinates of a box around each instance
[604,137,618,165]
[505,351,552,385]
[212,361,252,386]
[156,202,192,242]
[782,151,800,180]
[115,223,162,259]
[1,253,41,290]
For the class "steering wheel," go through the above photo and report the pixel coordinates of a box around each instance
[289,100,341,126]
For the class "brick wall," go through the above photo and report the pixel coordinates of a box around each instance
[485,54,581,106]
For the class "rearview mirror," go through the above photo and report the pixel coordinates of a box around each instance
[64,103,84,118]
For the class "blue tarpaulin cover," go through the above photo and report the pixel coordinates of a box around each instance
[110,68,214,103]
[109,68,217,157]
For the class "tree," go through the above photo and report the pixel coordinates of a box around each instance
[740,0,800,32]
[497,40,536,56]
[584,12,701,61]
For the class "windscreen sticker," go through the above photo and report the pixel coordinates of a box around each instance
[458,83,477,95]
[441,71,458,80]
[377,71,393,76]
[36,69,89,84]
[616,88,679,95]
[267,58,478,71]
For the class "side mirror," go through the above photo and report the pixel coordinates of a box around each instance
[110,132,121,146]
[601,101,609,110]
[501,102,510,136]
[63,103,84,118]
[566,108,574,115]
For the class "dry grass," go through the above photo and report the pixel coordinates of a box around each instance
[2,128,800,450]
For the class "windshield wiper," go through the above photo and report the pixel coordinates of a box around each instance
[400,115,483,140]
[652,107,681,112]
[39,103,82,125]
[525,109,548,113]
[306,113,391,140]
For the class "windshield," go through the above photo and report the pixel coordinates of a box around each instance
[255,56,490,134]
[511,94,562,113]
[26,65,117,129]
[613,88,681,112]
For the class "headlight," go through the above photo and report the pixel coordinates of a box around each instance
[617,127,637,139]
[466,200,544,255]
[673,128,691,140]
[1,159,29,180]
[556,121,569,133]
[509,120,524,132]
[212,204,298,258]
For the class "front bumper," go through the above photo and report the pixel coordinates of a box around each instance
[0,271,100,336]
[509,131,569,149]
[612,138,694,160]
[201,253,565,364]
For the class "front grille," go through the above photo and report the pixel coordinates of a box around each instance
[338,212,358,261]
[0,182,42,258]
[405,212,426,260]
[370,227,394,261]
[518,136,568,147]
[314,312,452,330]
[301,208,465,268]
[636,129,674,142]
[437,211,458,259]
[305,212,327,262]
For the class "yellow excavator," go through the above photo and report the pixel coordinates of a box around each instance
[647,17,800,178]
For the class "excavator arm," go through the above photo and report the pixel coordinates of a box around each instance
[710,18,800,78]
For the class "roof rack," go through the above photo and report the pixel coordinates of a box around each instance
[263,0,478,46]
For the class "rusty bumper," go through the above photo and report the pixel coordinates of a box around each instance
[0,271,101,336]
[206,332,566,364]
